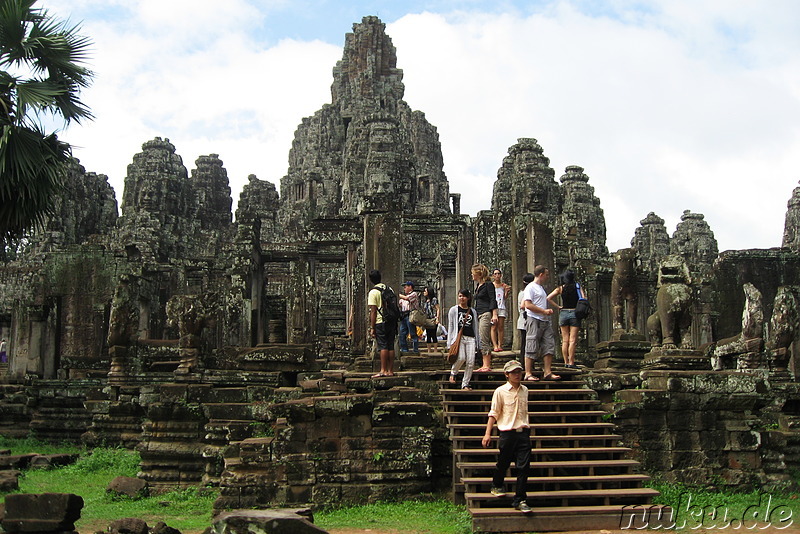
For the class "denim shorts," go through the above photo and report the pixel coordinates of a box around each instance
[559,309,581,328]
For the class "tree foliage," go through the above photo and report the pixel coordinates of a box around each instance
[0,0,92,244]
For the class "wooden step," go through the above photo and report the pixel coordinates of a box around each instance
[457,459,641,471]
[462,473,651,486]
[452,433,621,445]
[467,487,660,506]
[469,504,673,532]
[444,409,607,420]
[454,447,631,456]
[444,398,601,407]
[447,422,616,433]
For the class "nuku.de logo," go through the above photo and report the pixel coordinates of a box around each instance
[619,493,793,530]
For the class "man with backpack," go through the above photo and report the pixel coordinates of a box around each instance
[368,269,399,378]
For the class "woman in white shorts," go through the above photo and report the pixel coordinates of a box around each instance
[490,268,511,352]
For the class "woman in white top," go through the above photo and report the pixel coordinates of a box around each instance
[490,268,511,352]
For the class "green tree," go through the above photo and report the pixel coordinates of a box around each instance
[0,0,92,245]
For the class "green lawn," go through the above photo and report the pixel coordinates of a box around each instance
[0,440,215,532]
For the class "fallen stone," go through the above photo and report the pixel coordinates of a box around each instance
[211,509,328,534]
[107,476,149,499]
[0,454,37,470]
[29,453,80,469]
[109,518,149,534]
[0,470,20,492]
[151,521,182,534]
[1,493,84,533]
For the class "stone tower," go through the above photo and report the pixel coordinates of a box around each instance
[29,159,118,253]
[782,180,800,252]
[632,212,670,276]
[670,210,718,276]
[275,16,450,240]
[555,165,608,269]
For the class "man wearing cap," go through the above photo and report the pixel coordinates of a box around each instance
[481,359,533,513]
[398,281,420,353]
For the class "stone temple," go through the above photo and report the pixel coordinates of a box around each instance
[1,15,800,532]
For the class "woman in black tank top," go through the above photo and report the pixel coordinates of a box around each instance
[546,269,585,369]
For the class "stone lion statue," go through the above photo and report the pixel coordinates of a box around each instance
[767,286,799,371]
[646,255,693,349]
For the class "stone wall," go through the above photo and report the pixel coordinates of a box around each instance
[588,370,800,490]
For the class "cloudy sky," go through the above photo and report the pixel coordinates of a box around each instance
[44,0,800,253]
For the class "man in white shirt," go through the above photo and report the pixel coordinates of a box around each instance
[481,359,532,513]
[522,265,560,381]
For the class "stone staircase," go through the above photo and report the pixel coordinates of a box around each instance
[441,368,663,532]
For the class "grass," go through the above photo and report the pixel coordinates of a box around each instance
[649,481,800,529]
[0,439,216,533]
[316,498,473,534]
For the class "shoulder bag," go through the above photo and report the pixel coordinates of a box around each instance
[446,327,463,364]
[574,283,591,320]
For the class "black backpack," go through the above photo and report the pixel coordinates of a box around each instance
[375,285,401,324]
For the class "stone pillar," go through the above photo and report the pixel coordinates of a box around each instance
[347,244,366,353]
[363,212,404,289]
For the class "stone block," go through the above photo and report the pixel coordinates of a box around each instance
[342,415,372,437]
[269,399,316,423]
[371,402,435,427]
[699,430,728,450]
[670,431,700,450]
[0,454,37,470]
[727,451,761,470]
[2,493,84,532]
[346,395,374,416]
[670,450,707,469]
[29,453,79,469]
[728,430,762,451]
[151,522,182,534]
[109,518,149,534]
[107,476,148,499]
[0,470,20,492]
[211,509,326,534]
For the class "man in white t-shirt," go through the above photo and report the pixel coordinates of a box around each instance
[522,265,560,381]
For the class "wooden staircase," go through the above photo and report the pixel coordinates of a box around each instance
[441,367,663,532]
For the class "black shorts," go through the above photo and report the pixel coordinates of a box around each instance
[375,322,397,350]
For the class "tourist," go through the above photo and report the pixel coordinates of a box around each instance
[547,269,583,369]
[481,359,532,513]
[422,286,440,351]
[367,269,397,378]
[490,268,511,352]
[0,338,6,364]
[398,281,420,353]
[471,264,498,372]
[447,289,480,390]
[516,273,535,356]
[522,265,560,381]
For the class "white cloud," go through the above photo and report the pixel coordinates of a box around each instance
[47,1,800,253]
[389,4,800,251]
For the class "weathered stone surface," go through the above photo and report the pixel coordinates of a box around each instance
[1,493,83,532]
[108,518,149,534]
[0,470,20,491]
[783,180,800,252]
[107,476,148,499]
[670,210,718,276]
[211,509,326,534]
[151,522,182,534]
[632,212,670,276]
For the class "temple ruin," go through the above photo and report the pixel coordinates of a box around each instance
[1,15,800,532]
